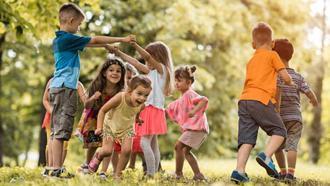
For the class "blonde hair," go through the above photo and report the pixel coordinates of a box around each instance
[145,41,174,96]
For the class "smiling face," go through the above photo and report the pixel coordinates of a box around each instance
[104,64,122,84]
[175,77,191,93]
[129,85,151,107]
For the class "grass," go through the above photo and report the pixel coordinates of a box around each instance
[1,159,330,185]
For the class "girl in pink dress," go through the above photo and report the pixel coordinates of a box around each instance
[107,41,174,176]
[166,65,209,180]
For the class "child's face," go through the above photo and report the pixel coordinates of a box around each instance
[67,16,84,33]
[175,78,191,93]
[104,64,122,84]
[129,85,151,107]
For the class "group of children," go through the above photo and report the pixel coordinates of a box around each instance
[42,2,209,181]
[41,2,317,183]
[230,23,318,183]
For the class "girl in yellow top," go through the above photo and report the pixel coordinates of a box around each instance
[88,75,152,179]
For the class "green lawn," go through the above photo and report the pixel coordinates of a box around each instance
[1,159,330,185]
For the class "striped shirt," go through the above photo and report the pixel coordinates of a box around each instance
[277,68,310,123]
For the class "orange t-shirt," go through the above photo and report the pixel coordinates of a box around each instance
[239,48,285,105]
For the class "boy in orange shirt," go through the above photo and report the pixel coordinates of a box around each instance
[230,22,295,183]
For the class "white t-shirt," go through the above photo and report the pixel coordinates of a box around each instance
[146,64,166,109]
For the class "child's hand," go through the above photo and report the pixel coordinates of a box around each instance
[93,91,102,100]
[136,117,144,126]
[123,35,136,43]
[95,128,102,135]
[105,45,119,54]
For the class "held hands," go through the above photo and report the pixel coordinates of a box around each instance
[92,91,102,100]
[122,35,136,43]
[95,128,102,135]
[105,44,119,54]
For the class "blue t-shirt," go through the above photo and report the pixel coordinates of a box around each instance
[50,31,91,89]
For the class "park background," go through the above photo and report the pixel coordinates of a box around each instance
[0,0,330,185]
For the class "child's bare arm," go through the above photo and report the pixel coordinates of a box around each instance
[86,35,135,46]
[275,87,281,112]
[106,45,149,74]
[42,79,52,113]
[77,82,87,104]
[131,42,163,74]
[278,69,295,86]
[305,90,318,107]
[188,97,208,117]
[84,91,102,109]
[135,105,145,126]
[95,93,123,134]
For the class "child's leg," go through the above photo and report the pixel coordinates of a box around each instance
[47,139,53,168]
[287,151,297,175]
[138,153,147,174]
[128,152,137,169]
[89,137,113,172]
[275,149,287,175]
[114,138,132,178]
[150,135,160,171]
[141,135,156,175]
[182,145,205,179]
[100,156,111,174]
[265,135,285,157]
[86,147,97,164]
[52,139,64,169]
[174,141,185,177]
[61,141,68,165]
[236,144,253,172]
[111,152,119,173]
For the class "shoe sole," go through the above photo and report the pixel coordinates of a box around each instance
[231,177,246,184]
[256,156,278,178]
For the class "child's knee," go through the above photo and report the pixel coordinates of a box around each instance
[175,141,183,151]
[121,149,131,158]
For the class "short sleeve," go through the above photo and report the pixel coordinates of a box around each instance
[271,52,286,71]
[61,34,91,52]
[299,75,310,94]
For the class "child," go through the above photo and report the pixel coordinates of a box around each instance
[166,65,209,180]
[273,39,318,181]
[49,2,134,177]
[108,41,174,176]
[230,22,295,183]
[110,63,148,173]
[88,75,152,179]
[77,57,126,179]
[42,78,86,176]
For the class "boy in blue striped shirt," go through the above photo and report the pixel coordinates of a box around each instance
[273,39,318,181]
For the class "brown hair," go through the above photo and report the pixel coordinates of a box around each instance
[127,75,152,92]
[273,39,294,62]
[175,65,197,83]
[87,58,126,109]
[252,22,272,46]
[145,41,174,95]
[59,3,85,24]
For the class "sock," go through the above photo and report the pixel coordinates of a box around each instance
[288,167,295,175]
[280,168,287,175]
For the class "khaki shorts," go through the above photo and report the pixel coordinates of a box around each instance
[49,87,77,141]
[179,130,207,150]
[282,121,303,151]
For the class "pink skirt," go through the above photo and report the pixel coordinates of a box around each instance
[135,105,167,136]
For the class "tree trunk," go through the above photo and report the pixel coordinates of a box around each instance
[308,0,326,164]
[0,33,6,167]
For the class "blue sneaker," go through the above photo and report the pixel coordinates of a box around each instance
[256,152,279,178]
[230,170,249,184]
